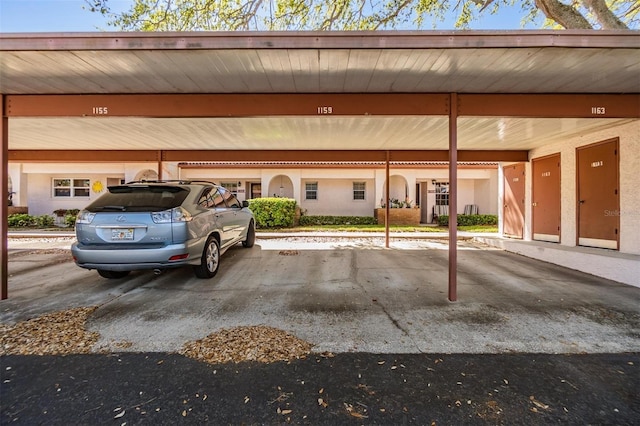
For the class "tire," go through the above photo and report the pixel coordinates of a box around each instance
[242,220,255,248]
[194,236,220,279]
[97,270,130,279]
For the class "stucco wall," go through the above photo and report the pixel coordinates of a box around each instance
[300,178,375,216]
[474,169,499,215]
[17,163,499,221]
[21,163,154,216]
[528,120,640,255]
[27,173,118,216]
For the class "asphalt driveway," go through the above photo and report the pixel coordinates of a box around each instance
[2,235,639,424]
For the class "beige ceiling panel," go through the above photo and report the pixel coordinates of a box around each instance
[1,45,638,94]
[457,117,634,150]
[289,49,321,92]
[318,50,351,92]
[344,49,382,92]
[7,116,635,152]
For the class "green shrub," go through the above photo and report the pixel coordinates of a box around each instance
[8,213,58,228]
[35,215,55,227]
[64,214,77,227]
[8,213,35,227]
[299,215,377,226]
[437,214,498,226]
[247,198,297,228]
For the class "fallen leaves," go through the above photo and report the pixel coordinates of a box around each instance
[0,307,99,355]
[476,400,503,421]
[344,402,368,419]
[530,395,551,412]
[180,325,313,364]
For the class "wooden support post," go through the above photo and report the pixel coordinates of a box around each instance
[448,94,458,302]
[385,151,390,248]
[1,95,8,300]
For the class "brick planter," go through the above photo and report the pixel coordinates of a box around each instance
[374,208,420,225]
[8,206,28,215]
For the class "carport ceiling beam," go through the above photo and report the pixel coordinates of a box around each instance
[458,94,640,118]
[7,150,528,162]
[5,94,639,119]
[8,150,528,163]
[9,150,162,162]
[5,94,449,117]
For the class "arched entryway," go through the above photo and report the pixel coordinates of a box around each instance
[134,169,158,182]
[382,175,409,207]
[268,175,294,198]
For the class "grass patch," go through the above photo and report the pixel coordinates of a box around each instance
[257,225,498,233]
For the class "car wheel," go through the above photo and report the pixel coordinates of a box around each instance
[242,220,255,248]
[194,236,220,279]
[97,270,130,279]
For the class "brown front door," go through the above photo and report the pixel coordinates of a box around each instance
[532,154,561,243]
[250,183,262,199]
[577,139,619,250]
[420,183,430,224]
[503,163,525,239]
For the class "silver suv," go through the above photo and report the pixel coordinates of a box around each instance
[71,180,255,279]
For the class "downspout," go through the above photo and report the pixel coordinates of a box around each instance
[449,94,458,302]
[1,95,8,299]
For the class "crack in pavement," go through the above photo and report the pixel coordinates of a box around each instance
[349,250,424,353]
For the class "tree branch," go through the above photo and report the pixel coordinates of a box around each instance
[534,0,593,29]
[583,0,628,29]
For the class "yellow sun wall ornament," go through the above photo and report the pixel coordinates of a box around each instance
[92,181,104,193]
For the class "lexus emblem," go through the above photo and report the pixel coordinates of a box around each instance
[116,215,126,222]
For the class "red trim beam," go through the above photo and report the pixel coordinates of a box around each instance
[5,94,449,117]
[458,94,640,118]
[6,94,638,119]
[8,149,528,163]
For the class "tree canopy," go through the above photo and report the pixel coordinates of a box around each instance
[85,0,638,31]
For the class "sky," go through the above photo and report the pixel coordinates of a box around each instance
[0,0,538,33]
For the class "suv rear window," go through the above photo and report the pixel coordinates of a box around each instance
[85,185,189,212]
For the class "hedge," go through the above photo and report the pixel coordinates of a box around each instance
[247,198,297,228]
[299,215,377,226]
[8,213,55,228]
[437,214,498,226]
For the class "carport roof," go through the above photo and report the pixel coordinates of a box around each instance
[1,31,638,153]
[1,30,639,95]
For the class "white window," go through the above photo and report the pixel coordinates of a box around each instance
[353,182,365,200]
[435,182,449,206]
[53,178,90,198]
[305,182,318,200]
[220,182,239,196]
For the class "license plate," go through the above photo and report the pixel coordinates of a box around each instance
[111,228,134,240]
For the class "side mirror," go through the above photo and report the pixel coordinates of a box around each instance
[242,200,250,208]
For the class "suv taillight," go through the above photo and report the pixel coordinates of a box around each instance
[151,207,192,223]
[76,210,96,224]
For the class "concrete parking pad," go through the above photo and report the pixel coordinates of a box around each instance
[3,236,639,355]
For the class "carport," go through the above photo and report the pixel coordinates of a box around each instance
[1,31,639,300]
